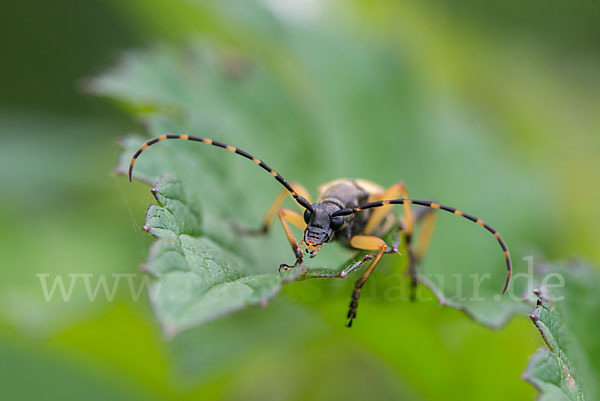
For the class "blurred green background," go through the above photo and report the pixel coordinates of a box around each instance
[1,1,599,400]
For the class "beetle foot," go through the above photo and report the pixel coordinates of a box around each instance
[279,258,303,273]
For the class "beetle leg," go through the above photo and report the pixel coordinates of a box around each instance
[233,181,312,235]
[364,182,421,298]
[363,181,412,236]
[414,209,437,261]
[346,235,388,327]
[310,254,376,278]
[277,208,307,272]
[398,208,438,300]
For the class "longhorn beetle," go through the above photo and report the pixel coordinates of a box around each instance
[129,134,512,327]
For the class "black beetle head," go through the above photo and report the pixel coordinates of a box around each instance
[301,203,345,257]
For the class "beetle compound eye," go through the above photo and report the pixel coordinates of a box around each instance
[330,215,344,231]
[303,209,312,224]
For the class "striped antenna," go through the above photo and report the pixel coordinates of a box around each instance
[332,199,512,294]
[128,134,313,211]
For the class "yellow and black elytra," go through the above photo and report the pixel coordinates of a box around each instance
[129,135,512,327]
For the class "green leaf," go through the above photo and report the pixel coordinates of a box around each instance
[523,262,600,400]
[96,23,534,332]
[115,138,306,336]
